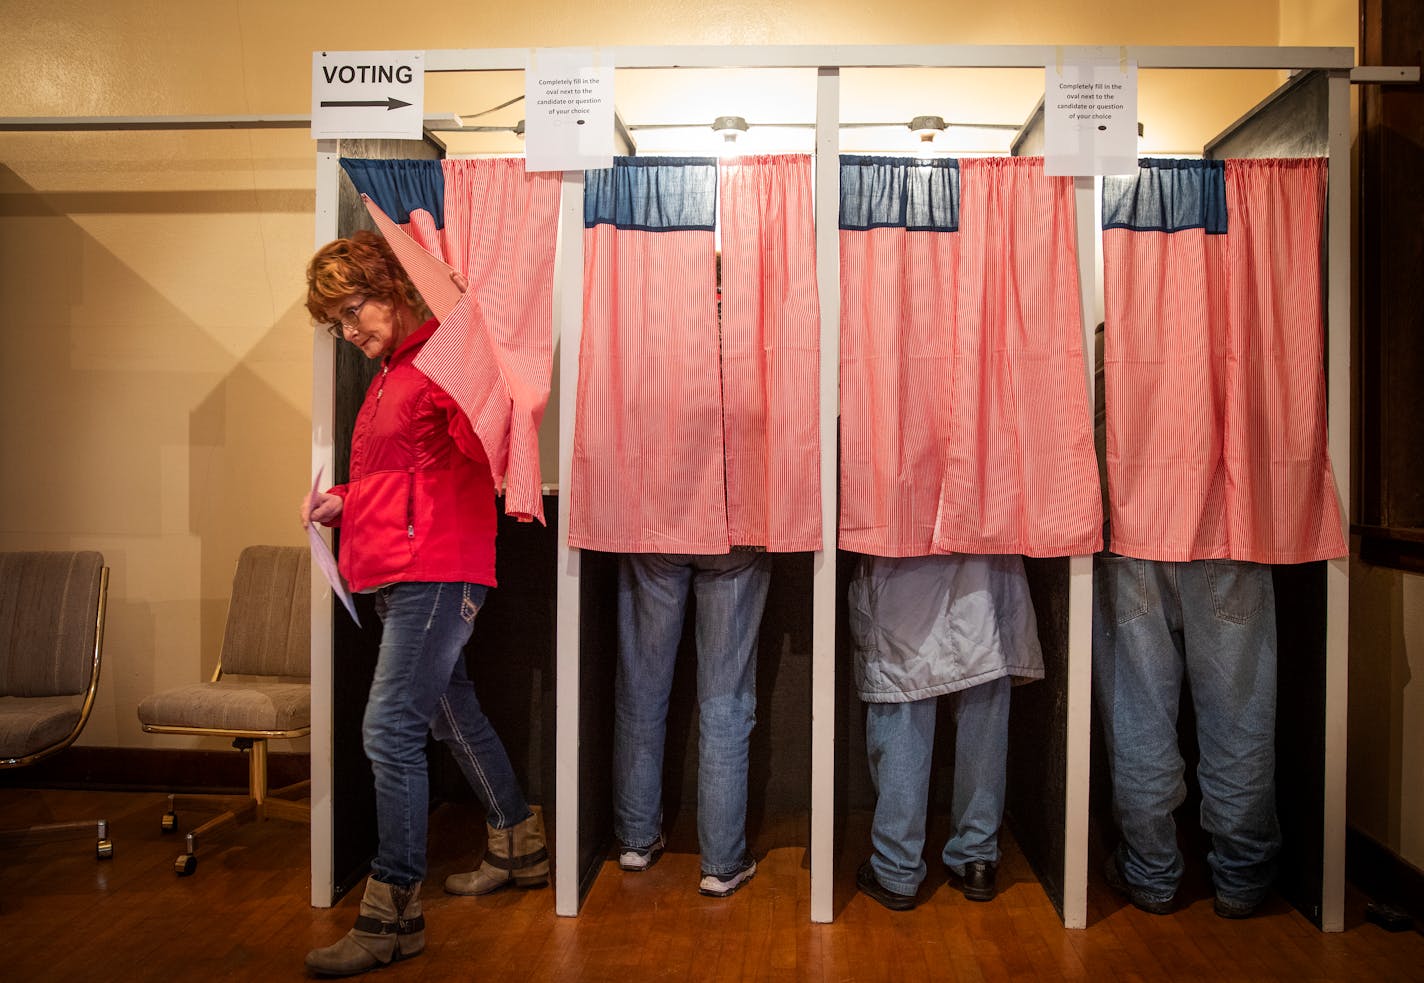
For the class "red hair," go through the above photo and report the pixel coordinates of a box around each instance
[305,230,429,324]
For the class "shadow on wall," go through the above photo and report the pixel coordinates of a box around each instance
[188,320,312,673]
[0,163,312,748]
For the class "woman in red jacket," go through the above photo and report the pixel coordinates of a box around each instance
[301,231,546,977]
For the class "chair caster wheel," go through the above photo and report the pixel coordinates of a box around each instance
[175,853,196,876]
[97,839,114,860]
[161,811,178,833]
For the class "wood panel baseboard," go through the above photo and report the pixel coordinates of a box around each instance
[0,745,311,794]
[1347,824,1424,925]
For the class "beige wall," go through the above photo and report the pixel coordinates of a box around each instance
[1278,0,1358,47]
[1349,564,1424,867]
[4,0,1381,812]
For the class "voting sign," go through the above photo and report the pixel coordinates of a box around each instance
[312,50,424,140]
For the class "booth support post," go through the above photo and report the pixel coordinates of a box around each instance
[1320,69,1352,934]
[1064,174,1102,930]
[554,171,587,917]
[810,65,842,926]
[310,139,340,908]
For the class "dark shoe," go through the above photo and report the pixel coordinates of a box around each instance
[1103,854,1175,915]
[698,855,756,898]
[946,859,997,902]
[856,860,917,911]
[618,833,665,872]
[1214,894,1265,919]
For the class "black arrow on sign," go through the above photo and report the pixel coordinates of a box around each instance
[320,97,412,111]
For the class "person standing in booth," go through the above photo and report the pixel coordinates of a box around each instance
[571,156,823,899]
[610,222,768,902]
[302,231,547,977]
[613,549,771,897]
[1091,154,1346,920]
[1093,554,1281,918]
[849,554,1044,910]
[1091,321,1282,919]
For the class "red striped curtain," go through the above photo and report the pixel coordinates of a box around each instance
[718,155,821,551]
[1102,158,1345,562]
[839,156,1102,558]
[569,158,726,552]
[343,158,560,523]
[838,161,962,556]
[569,155,820,554]
[436,160,560,524]
[932,158,1101,556]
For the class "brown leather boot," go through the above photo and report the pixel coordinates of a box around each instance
[305,877,425,976]
[444,808,550,895]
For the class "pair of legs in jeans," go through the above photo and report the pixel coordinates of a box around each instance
[613,551,772,880]
[365,581,533,887]
[1093,557,1281,910]
[866,676,1010,896]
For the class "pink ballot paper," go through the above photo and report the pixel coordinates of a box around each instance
[307,468,360,626]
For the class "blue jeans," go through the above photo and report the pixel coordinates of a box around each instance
[365,581,531,887]
[1093,557,1281,907]
[613,551,772,877]
[865,676,1010,895]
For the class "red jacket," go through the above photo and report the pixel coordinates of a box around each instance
[326,319,498,592]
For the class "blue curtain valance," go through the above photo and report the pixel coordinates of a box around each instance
[584,157,718,232]
[1102,158,1228,235]
[839,156,960,233]
[340,158,446,228]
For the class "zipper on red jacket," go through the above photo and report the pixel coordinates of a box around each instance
[373,360,414,541]
[350,362,390,479]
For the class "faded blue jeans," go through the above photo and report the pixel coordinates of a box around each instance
[365,581,531,887]
[865,676,1010,896]
[613,551,772,877]
[1093,557,1281,908]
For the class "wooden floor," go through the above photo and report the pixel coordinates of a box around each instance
[2,788,1422,982]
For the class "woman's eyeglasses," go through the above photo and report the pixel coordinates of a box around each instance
[325,297,370,338]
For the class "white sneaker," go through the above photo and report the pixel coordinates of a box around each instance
[698,856,757,898]
[618,834,665,872]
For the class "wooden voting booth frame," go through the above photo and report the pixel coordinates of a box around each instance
[307,43,1359,931]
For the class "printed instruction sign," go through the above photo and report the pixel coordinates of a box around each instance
[1043,60,1138,176]
[524,47,614,172]
[312,50,424,141]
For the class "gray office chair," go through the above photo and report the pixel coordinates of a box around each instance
[0,550,112,859]
[137,545,311,875]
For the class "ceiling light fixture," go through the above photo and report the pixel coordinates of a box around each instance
[711,115,750,144]
[908,115,947,142]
